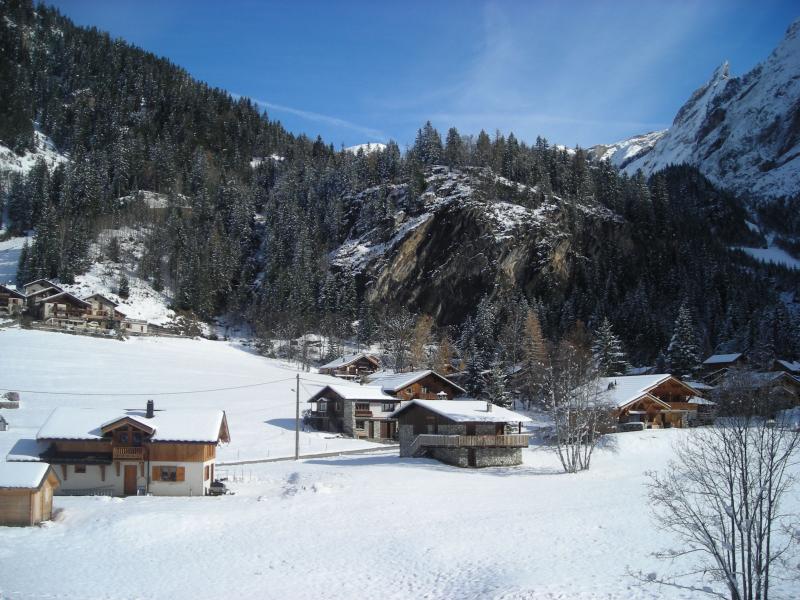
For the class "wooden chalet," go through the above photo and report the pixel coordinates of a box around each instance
[600,374,708,429]
[318,353,381,379]
[0,284,25,314]
[83,293,126,330]
[701,352,746,385]
[0,462,59,526]
[306,384,400,440]
[17,401,230,497]
[22,279,63,297]
[773,359,800,377]
[37,291,91,326]
[393,400,531,467]
[366,370,466,400]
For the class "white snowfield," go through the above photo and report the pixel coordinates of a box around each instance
[0,329,798,599]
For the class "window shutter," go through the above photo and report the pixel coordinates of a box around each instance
[151,466,160,481]
[176,467,185,482]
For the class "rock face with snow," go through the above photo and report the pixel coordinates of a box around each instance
[331,166,625,324]
[594,19,800,200]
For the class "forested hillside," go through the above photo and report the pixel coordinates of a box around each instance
[1,0,798,369]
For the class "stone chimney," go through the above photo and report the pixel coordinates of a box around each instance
[146,399,154,418]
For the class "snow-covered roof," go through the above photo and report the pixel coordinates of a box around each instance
[775,359,800,373]
[23,278,61,291]
[684,380,715,391]
[392,399,532,423]
[319,352,379,370]
[367,370,466,394]
[703,353,743,365]
[598,374,698,409]
[307,384,394,402]
[0,283,25,298]
[37,407,229,443]
[26,286,60,299]
[40,291,90,307]
[0,462,54,489]
[83,293,119,307]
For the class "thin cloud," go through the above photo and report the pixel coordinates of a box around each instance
[235,94,386,141]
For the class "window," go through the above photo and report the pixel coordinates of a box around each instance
[382,402,395,412]
[159,466,178,482]
[355,402,370,412]
[355,420,366,430]
[204,465,210,481]
[133,432,142,445]
[119,432,129,444]
[318,400,327,413]
[74,464,86,474]
[421,386,429,394]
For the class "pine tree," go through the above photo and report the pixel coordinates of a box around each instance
[118,274,130,299]
[591,318,629,376]
[484,355,512,408]
[667,303,700,377]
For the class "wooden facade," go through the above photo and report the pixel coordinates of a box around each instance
[319,354,381,379]
[377,372,466,401]
[0,284,25,313]
[0,466,59,527]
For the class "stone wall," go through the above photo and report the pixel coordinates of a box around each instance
[342,400,354,437]
[398,424,415,457]
[475,448,523,467]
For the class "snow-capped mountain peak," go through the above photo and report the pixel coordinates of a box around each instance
[594,19,800,201]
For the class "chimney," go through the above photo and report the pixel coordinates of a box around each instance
[146,399,154,418]
[486,401,492,412]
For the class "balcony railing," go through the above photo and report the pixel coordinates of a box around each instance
[354,410,373,417]
[409,434,529,456]
[113,446,145,460]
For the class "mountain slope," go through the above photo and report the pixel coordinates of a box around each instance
[595,19,800,200]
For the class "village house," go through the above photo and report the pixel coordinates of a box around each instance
[393,399,531,467]
[10,401,229,497]
[306,384,400,440]
[22,279,63,297]
[0,284,25,314]
[36,291,92,328]
[122,318,149,334]
[24,284,62,313]
[718,371,800,412]
[318,353,381,379]
[601,374,709,429]
[83,293,127,330]
[701,352,746,385]
[773,359,800,377]
[0,462,59,526]
[367,370,466,400]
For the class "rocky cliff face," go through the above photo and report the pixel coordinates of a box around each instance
[330,166,626,324]
[593,19,800,201]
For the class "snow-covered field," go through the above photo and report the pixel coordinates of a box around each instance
[0,234,27,284]
[1,328,798,600]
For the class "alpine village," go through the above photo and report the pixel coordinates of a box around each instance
[1,2,799,599]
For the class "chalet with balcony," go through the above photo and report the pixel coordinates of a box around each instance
[307,384,399,440]
[601,374,707,429]
[14,401,229,497]
[367,370,466,401]
[393,400,531,467]
[0,462,59,526]
[37,291,91,326]
[84,293,126,330]
[318,353,381,379]
[0,284,25,314]
[773,359,800,377]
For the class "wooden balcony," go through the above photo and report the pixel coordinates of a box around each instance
[354,410,373,417]
[409,434,529,456]
[113,446,145,460]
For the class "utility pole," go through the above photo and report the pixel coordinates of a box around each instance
[295,372,300,461]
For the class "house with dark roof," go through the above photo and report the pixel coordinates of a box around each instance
[0,283,25,314]
[393,400,531,467]
[701,352,746,385]
[318,353,381,379]
[367,370,466,400]
[8,401,230,497]
[22,279,63,297]
[306,384,399,439]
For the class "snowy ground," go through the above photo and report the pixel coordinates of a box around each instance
[0,234,28,284]
[1,328,798,599]
[0,328,382,464]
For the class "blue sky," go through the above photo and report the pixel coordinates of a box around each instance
[49,0,798,149]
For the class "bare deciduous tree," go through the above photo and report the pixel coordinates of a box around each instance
[543,339,611,473]
[381,308,415,372]
[643,374,800,599]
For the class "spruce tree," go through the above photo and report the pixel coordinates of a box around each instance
[667,304,700,377]
[484,355,512,408]
[591,318,629,376]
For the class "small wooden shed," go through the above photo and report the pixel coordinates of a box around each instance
[0,462,60,526]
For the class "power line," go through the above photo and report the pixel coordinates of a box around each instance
[0,376,299,397]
